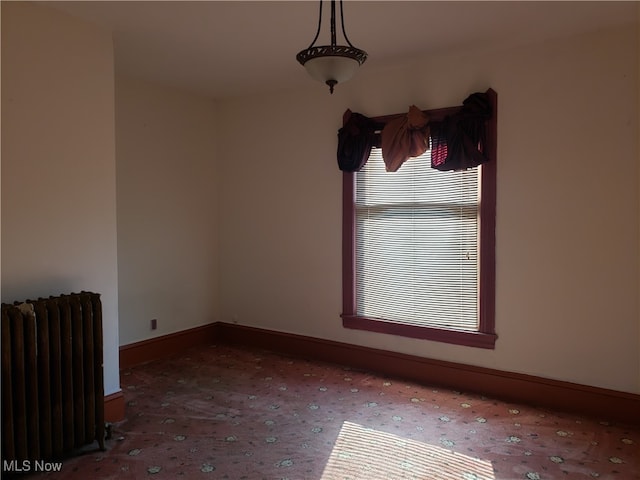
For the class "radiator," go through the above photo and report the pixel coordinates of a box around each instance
[1,292,105,463]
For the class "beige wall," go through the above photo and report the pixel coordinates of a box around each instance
[1,2,120,394]
[216,24,640,394]
[115,76,219,345]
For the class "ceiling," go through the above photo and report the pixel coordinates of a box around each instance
[46,1,636,99]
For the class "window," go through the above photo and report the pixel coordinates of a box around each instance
[341,105,496,349]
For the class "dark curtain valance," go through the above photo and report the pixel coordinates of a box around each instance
[431,92,492,171]
[337,89,494,172]
[337,112,378,172]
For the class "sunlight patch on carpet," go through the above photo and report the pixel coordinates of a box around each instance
[321,421,495,480]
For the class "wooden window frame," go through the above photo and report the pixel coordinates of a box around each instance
[340,91,497,349]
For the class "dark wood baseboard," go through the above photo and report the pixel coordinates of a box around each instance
[104,391,125,423]
[119,323,219,370]
[214,322,640,425]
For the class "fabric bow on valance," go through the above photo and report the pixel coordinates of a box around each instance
[380,105,429,172]
[336,89,494,173]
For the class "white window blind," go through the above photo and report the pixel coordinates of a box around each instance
[355,147,480,331]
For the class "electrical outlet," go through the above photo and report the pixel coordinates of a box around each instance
[151,319,157,330]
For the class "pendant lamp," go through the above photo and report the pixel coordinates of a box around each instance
[296,0,367,94]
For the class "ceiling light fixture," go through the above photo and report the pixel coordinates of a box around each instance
[296,0,367,94]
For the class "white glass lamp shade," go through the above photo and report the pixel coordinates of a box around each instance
[303,54,361,85]
[297,43,367,93]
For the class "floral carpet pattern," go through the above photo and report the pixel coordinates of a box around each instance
[26,344,639,479]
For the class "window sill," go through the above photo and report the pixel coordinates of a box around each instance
[342,315,497,349]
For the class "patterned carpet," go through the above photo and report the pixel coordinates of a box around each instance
[24,343,640,479]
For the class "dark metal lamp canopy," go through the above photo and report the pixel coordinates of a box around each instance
[296,0,367,94]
